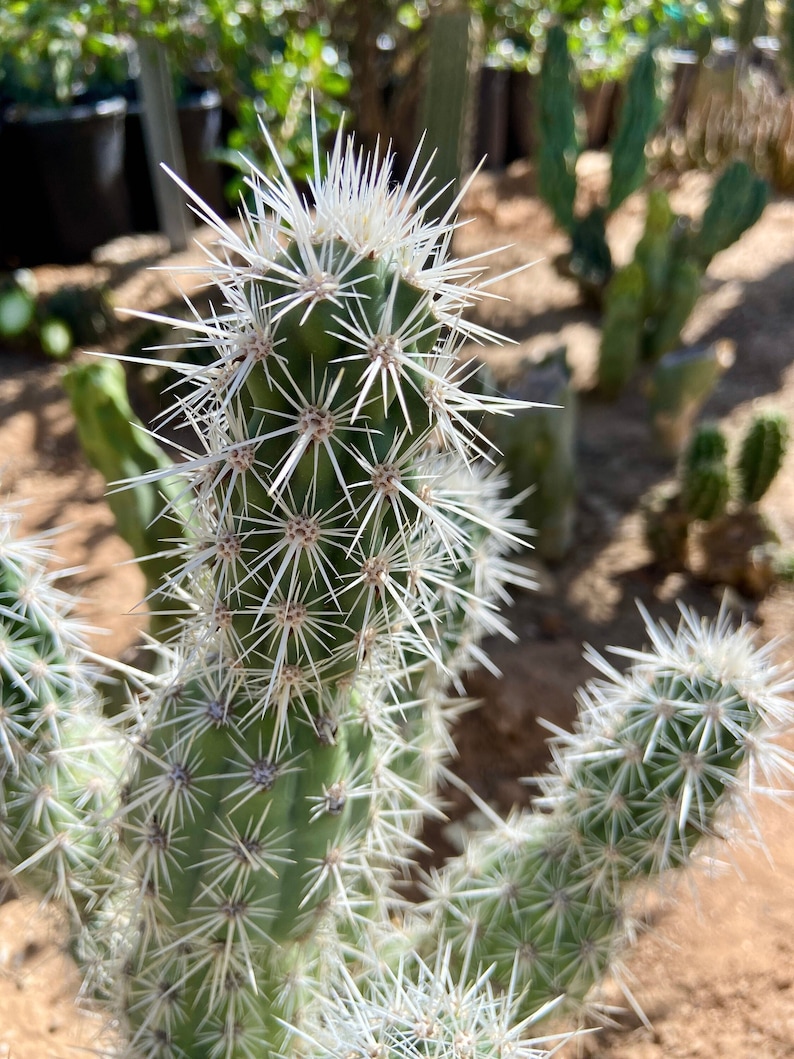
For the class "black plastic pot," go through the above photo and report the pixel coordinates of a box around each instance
[0,97,131,267]
[124,88,226,233]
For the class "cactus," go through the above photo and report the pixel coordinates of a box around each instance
[597,261,646,398]
[687,160,769,270]
[644,411,792,591]
[416,7,482,224]
[736,409,789,505]
[424,601,794,1019]
[495,350,577,562]
[607,44,663,212]
[536,24,579,233]
[3,117,794,1059]
[62,358,188,641]
[537,27,662,298]
[597,161,767,400]
[647,340,735,457]
[0,506,122,925]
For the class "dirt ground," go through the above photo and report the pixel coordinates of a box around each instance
[1,155,794,1058]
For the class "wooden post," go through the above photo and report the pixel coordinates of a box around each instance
[135,38,192,251]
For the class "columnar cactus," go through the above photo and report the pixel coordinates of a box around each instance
[597,162,767,402]
[102,120,534,1058]
[4,115,794,1059]
[537,26,661,296]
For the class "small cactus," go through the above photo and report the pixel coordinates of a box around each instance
[644,411,792,592]
[736,409,790,505]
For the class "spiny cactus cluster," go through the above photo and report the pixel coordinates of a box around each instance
[2,117,794,1059]
[0,506,121,923]
[598,162,767,400]
[643,410,792,592]
[537,24,662,297]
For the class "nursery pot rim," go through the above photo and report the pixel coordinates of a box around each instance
[4,96,127,126]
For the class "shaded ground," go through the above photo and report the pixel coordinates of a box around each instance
[1,157,793,1058]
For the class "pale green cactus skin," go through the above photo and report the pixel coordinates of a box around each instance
[103,123,535,1058]
[62,358,189,642]
[0,508,122,925]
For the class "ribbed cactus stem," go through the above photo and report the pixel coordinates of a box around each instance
[607,44,662,212]
[426,604,794,1021]
[537,24,579,233]
[0,505,121,925]
[687,161,768,269]
[736,409,790,505]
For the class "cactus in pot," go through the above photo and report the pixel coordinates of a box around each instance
[3,115,794,1059]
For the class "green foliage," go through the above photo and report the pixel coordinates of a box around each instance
[0,1,130,107]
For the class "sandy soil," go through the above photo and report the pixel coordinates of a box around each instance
[1,156,794,1058]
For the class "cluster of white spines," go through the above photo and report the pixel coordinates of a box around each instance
[0,507,120,920]
[106,117,534,1059]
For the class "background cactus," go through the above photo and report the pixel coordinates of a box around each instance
[495,350,578,562]
[62,358,189,643]
[736,409,790,505]
[416,6,482,224]
[643,411,792,593]
[597,161,766,404]
[537,26,662,298]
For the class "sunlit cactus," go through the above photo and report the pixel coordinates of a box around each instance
[3,110,793,1059]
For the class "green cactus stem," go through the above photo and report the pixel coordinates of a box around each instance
[642,257,703,362]
[597,261,646,397]
[497,351,577,562]
[537,24,580,233]
[62,358,189,641]
[424,602,794,1022]
[0,505,122,925]
[607,44,663,212]
[416,6,482,224]
[101,116,533,1058]
[687,161,768,270]
[736,409,790,505]
[646,339,736,457]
